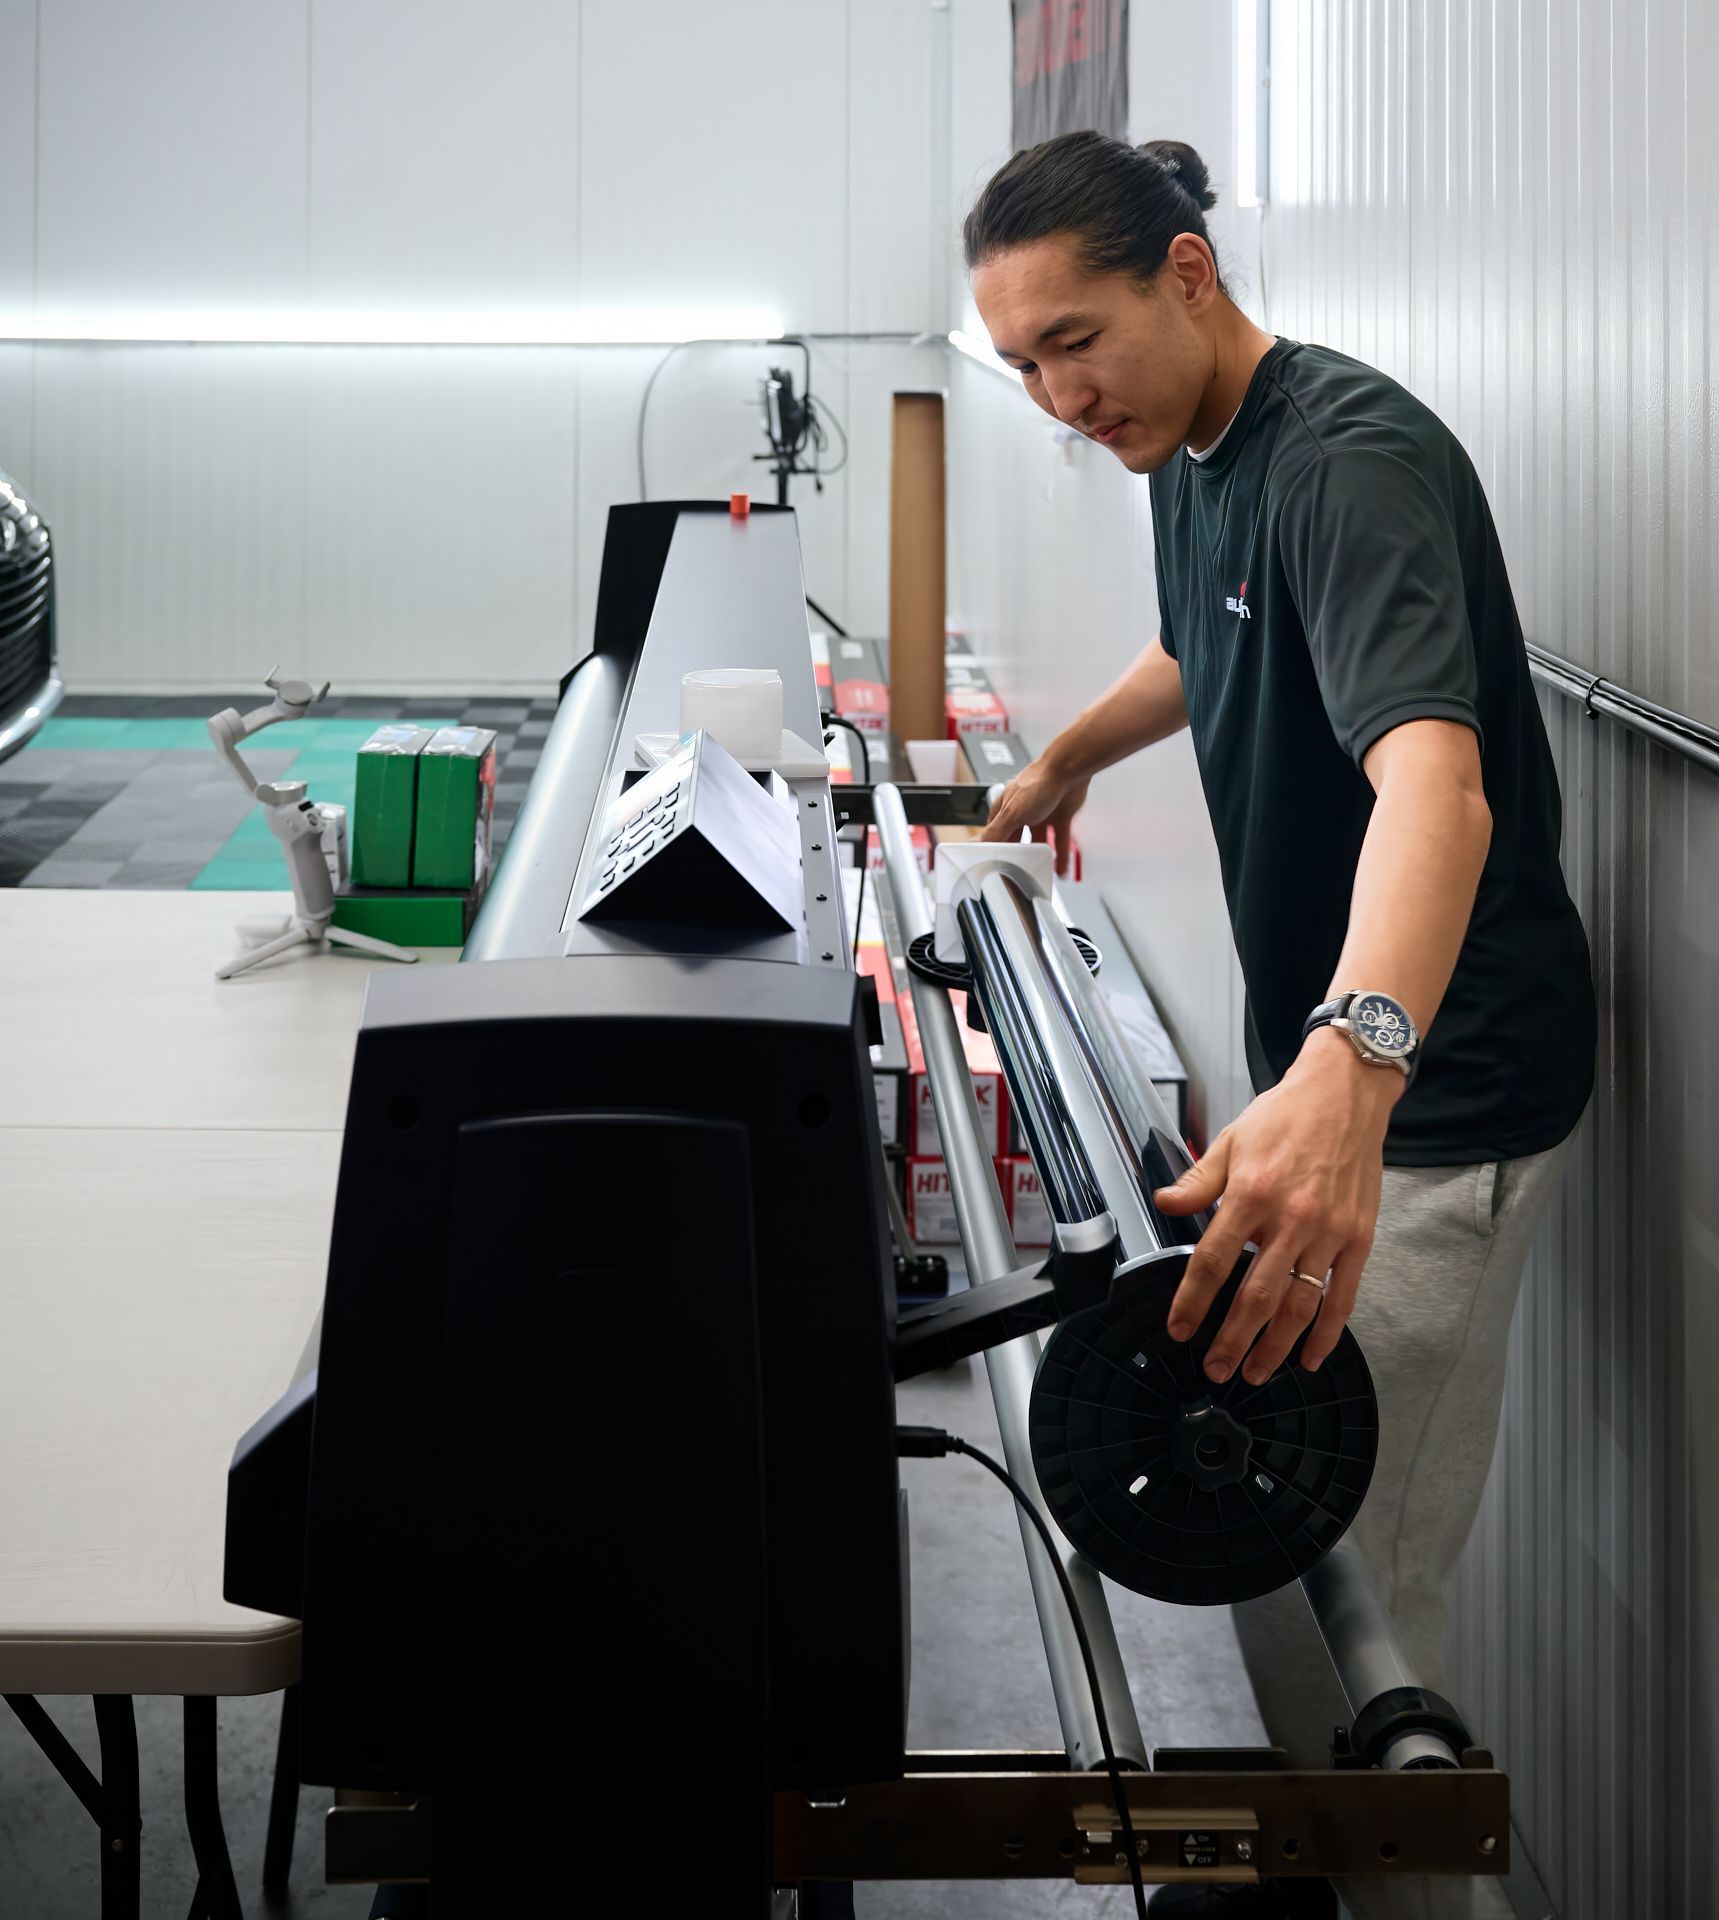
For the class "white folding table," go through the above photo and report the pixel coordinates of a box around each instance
[0,889,456,1917]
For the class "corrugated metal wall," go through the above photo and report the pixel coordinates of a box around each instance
[1262,4,1719,1913]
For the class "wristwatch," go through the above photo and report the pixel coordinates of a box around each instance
[1301,989,1421,1085]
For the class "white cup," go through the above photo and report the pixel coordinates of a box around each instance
[680,667,784,762]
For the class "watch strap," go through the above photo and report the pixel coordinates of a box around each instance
[1302,990,1420,1086]
[1300,991,1354,1042]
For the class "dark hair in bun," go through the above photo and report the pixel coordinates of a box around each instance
[963,130,1228,294]
[1137,137,1218,212]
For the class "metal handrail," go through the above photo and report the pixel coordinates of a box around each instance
[1526,642,1719,778]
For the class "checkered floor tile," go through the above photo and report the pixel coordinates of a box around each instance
[0,693,560,890]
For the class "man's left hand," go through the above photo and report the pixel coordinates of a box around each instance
[1153,1028,1403,1383]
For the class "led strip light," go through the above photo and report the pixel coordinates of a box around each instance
[946,327,1021,382]
[0,306,787,346]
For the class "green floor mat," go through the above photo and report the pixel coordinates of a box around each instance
[190,718,457,891]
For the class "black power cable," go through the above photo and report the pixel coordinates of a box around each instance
[807,593,849,639]
[896,1425,1150,1918]
[634,334,801,502]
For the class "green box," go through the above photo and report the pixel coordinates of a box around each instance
[331,883,483,948]
[411,726,498,891]
[351,726,435,889]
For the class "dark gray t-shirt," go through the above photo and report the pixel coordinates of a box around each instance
[1150,339,1594,1165]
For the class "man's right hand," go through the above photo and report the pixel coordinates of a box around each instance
[980,757,1090,876]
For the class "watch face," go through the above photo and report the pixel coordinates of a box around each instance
[1349,992,1416,1060]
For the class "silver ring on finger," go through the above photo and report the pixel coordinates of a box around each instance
[1289,1267,1330,1297]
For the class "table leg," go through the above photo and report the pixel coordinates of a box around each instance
[3,1693,103,1821]
[183,1695,244,1920]
[93,1695,141,1920]
[262,1685,300,1891]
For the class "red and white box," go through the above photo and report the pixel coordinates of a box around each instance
[898,987,1007,1156]
[870,1001,908,1149]
[946,684,1010,739]
[864,823,932,877]
[998,1153,1052,1248]
[913,1069,1005,1157]
[832,636,890,735]
[905,1158,958,1245]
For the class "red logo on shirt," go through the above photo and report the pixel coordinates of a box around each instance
[1225,580,1252,620]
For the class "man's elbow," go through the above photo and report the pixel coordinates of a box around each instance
[1368,720,1492,866]
[1459,783,1493,869]
[1435,752,1493,875]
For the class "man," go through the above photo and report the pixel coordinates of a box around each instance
[967,132,1595,1920]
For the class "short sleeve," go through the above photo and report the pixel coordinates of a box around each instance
[1150,514,1178,661]
[1277,450,1483,764]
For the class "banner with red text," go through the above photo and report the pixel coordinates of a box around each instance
[1012,0,1128,150]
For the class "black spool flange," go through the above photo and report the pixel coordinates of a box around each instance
[1029,1254,1379,1606]
[904,928,1100,1034]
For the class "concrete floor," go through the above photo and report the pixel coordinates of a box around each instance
[0,1691,366,1918]
[0,1355,1267,1918]
[876,1355,1268,1920]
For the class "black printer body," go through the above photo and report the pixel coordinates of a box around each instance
[227,505,905,1903]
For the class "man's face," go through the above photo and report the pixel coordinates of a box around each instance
[972,234,1212,474]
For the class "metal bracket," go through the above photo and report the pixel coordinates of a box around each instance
[775,1754,1510,1886]
[832,782,993,830]
[325,1791,433,1886]
[891,1259,1060,1379]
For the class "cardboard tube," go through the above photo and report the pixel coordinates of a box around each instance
[889,392,947,741]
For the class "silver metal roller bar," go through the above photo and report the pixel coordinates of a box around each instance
[971,799,1458,1775]
[1301,1540,1461,1770]
[972,869,1168,1263]
[871,784,1146,1771]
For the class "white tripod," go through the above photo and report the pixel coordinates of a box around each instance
[207,671,418,980]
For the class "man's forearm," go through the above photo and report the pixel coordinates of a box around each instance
[1045,635,1189,778]
[1319,721,1493,1053]
[1157,719,1494,1381]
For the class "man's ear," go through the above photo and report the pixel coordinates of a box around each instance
[1164,233,1220,316]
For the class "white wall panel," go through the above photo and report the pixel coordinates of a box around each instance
[34,0,309,314]
[847,0,937,332]
[29,346,311,689]
[301,348,576,692]
[0,349,33,493]
[946,356,1251,1139]
[943,0,1252,1139]
[0,0,36,310]
[307,0,580,310]
[7,0,939,689]
[574,341,852,660]
[575,0,849,331]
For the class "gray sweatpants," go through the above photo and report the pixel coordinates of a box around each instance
[1231,1130,1577,1920]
